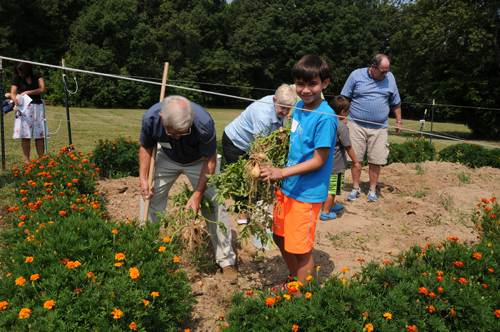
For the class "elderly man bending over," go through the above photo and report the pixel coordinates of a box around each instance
[139,95,237,283]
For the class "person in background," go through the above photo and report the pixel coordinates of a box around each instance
[222,84,297,231]
[11,62,48,166]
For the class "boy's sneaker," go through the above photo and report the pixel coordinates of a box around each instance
[330,203,344,213]
[319,212,337,220]
[367,190,377,202]
[346,188,361,201]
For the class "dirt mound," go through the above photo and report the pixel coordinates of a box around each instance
[96,161,499,331]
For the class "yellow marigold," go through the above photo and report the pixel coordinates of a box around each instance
[305,292,312,299]
[173,256,180,263]
[158,246,166,252]
[151,292,159,297]
[19,308,32,319]
[115,263,123,267]
[143,299,150,306]
[115,253,126,260]
[129,322,137,330]
[15,277,26,286]
[341,267,349,273]
[283,294,291,300]
[129,267,140,280]
[365,323,374,332]
[306,275,313,281]
[30,274,39,281]
[0,301,8,310]
[44,300,55,309]
[25,256,34,263]
[111,308,123,319]
[383,312,392,320]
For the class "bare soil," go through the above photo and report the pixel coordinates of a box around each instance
[97,161,500,331]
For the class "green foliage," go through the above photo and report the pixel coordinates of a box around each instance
[438,143,500,169]
[472,196,500,241]
[91,136,140,178]
[224,197,500,331]
[0,149,192,331]
[387,137,436,165]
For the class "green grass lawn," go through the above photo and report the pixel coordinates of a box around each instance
[0,106,498,173]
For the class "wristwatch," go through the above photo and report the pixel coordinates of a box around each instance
[396,120,403,124]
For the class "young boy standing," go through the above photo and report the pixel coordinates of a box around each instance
[320,96,362,220]
[260,55,337,285]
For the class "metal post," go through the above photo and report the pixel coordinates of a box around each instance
[62,59,73,150]
[430,99,435,144]
[1,58,4,171]
[419,109,427,139]
[42,96,48,154]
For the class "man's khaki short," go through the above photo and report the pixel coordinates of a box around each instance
[347,121,389,165]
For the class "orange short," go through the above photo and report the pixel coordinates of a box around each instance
[273,189,322,254]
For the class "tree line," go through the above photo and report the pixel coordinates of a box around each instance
[1,0,499,139]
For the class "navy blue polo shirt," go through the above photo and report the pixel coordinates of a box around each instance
[139,101,217,164]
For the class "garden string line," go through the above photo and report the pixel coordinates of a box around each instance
[1,56,498,149]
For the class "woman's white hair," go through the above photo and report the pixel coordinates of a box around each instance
[161,95,194,131]
[274,84,297,107]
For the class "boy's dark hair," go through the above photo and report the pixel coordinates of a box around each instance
[329,95,350,115]
[14,62,33,77]
[292,55,330,83]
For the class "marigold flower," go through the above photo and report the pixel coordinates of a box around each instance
[265,297,275,306]
[418,287,428,295]
[438,287,443,293]
[129,322,137,330]
[291,324,299,332]
[111,308,123,319]
[115,263,123,267]
[115,253,126,260]
[436,271,444,276]
[436,276,443,282]
[246,291,254,296]
[112,229,118,234]
[59,211,67,216]
[383,312,392,320]
[26,256,34,263]
[358,258,365,262]
[305,292,312,299]
[19,308,32,319]
[422,272,428,277]
[494,310,500,318]
[491,197,497,202]
[129,267,140,280]
[72,179,78,183]
[491,215,497,219]
[151,292,159,297]
[283,294,291,300]
[66,261,82,269]
[488,268,494,273]
[341,267,349,273]
[451,261,464,267]
[362,312,369,318]
[384,260,390,265]
[143,299,150,306]
[426,305,436,313]
[365,323,374,332]
[163,236,170,243]
[450,308,456,316]
[407,325,418,332]
[428,292,436,298]
[158,246,166,252]
[473,253,482,259]
[173,256,180,263]
[0,301,8,310]
[30,274,39,281]
[459,278,467,285]
[44,300,55,309]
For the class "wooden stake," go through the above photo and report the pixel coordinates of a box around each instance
[143,62,169,222]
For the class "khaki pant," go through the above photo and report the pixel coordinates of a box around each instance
[140,149,236,268]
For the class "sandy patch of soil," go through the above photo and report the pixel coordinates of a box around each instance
[97,161,500,331]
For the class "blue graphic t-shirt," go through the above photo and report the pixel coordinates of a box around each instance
[280,100,337,203]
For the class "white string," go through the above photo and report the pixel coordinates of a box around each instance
[45,118,142,127]
[2,56,498,149]
[45,110,143,120]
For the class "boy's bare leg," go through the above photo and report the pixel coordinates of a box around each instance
[273,234,297,277]
[35,138,44,159]
[322,194,335,214]
[296,251,314,284]
[21,139,31,164]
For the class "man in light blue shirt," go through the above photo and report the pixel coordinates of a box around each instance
[341,54,403,202]
[222,84,297,227]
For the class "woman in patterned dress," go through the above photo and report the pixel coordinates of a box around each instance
[11,62,49,165]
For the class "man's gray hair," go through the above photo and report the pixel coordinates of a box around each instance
[371,54,390,68]
[161,95,194,131]
[274,84,297,107]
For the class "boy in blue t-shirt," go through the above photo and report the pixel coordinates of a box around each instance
[260,55,337,286]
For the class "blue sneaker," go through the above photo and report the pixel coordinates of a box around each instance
[346,188,361,201]
[319,212,337,220]
[367,190,377,202]
[330,203,344,213]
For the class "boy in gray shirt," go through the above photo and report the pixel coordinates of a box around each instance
[320,96,361,220]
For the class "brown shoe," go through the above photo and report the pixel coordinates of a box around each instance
[222,265,238,284]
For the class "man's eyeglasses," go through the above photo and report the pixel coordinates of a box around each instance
[166,127,191,137]
[375,67,390,75]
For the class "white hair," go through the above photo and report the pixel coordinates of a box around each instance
[275,84,297,107]
[161,95,194,131]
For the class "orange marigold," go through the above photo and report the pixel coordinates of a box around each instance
[418,287,428,295]
[473,253,482,259]
[111,308,123,319]
[158,246,166,252]
[143,299,150,306]
[173,256,180,263]
[59,211,67,216]
[115,253,126,261]
[151,292,159,297]
[265,297,275,306]
[25,256,34,263]
[129,322,137,330]
[426,305,436,313]
[30,274,39,281]
[438,287,443,293]
[341,267,349,273]
[44,300,55,309]
[246,291,254,296]
[365,323,374,332]
[291,324,299,332]
[494,310,500,318]
[0,301,8,310]
[305,292,312,299]
[19,308,32,319]
[129,267,140,280]
[407,325,418,332]
[459,278,467,285]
